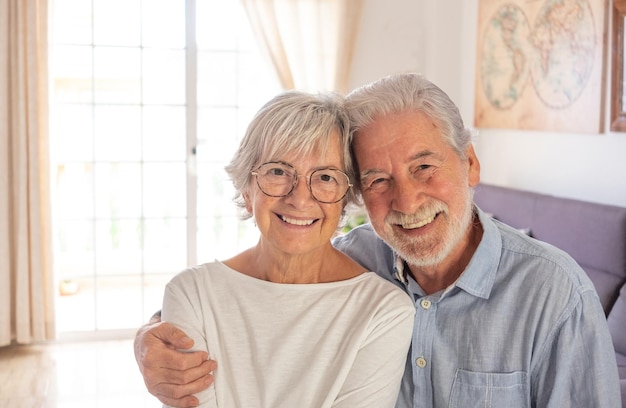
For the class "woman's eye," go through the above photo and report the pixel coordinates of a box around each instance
[269,169,283,176]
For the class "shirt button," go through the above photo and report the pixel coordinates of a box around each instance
[416,357,427,368]
[420,299,431,310]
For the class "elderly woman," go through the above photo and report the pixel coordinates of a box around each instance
[160,91,414,408]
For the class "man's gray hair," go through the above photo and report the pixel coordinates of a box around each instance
[345,73,474,179]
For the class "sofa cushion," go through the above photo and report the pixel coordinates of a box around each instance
[584,266,625,315]
[608,284,626,356]
[530,196,626,283]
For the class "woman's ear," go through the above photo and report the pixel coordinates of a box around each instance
[243,191,252,214]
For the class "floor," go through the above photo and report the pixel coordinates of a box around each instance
[0,337,160,408]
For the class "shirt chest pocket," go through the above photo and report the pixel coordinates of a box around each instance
[449,369,529,408]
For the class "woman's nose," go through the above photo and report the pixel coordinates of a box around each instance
[284,175,315,206]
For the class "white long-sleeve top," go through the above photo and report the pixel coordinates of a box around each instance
[162,261,414,408]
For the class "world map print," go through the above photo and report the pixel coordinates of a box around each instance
[475,0,606,133]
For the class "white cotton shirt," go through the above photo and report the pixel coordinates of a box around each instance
[162,261,415,408]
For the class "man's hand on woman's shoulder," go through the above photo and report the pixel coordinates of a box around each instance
[134,319,216,407]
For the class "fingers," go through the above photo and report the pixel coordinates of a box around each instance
[150,321,195,350]
[135,322,208,373]
[134,321,216,406]
[151,361,216,407]
[155,393,200,408]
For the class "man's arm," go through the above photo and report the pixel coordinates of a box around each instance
[532,290,621,407]
[134,311,217,408]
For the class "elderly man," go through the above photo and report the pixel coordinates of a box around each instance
[135,73,621,407]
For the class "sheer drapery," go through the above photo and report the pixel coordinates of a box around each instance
[0,0,55,346]
[240,0,364,93]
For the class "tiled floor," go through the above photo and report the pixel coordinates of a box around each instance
[0,337,160,407]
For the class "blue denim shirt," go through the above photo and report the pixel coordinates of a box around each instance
[333,208,621,407]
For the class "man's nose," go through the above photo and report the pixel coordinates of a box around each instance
[390,178,423,214]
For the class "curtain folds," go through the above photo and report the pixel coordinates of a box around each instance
[240,0,364,94]
[0,0,56,346]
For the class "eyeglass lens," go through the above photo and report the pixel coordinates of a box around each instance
[253,162,350,203]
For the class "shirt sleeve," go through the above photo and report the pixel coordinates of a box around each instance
[531,286,621,407]
[331,291,415,408]
[161,274,218,408]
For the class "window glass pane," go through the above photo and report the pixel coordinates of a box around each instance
[96,275,143,330]
[56,277,96,332]
[54,163,94,220]
[142,0,186,48]
[143,163,187,218]
[196,107,238,161]
[51,45,93,103]
[196,162,237,217]
[197,216,258,263]
[238,51,280,107]
[52,0,92,45]
[93,0,141,46]
[94,105,142,161]
[51,104,93,161]
[143,274,175,322]
[196,0,240,50]
[94,163,142,219]
[94,47,141,104]
[55,220,95,279]
[143,218,187,273]
[197,51,237,106]
[143,49,186,105]
[95,219,143,275]
[143,106,186,161]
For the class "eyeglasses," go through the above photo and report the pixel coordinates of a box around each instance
[251,161,352,204]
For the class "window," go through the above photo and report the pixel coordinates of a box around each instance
[50,0,278,333]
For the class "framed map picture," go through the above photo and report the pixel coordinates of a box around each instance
[474,0,608,133]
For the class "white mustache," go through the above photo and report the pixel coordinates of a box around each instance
[385,201,447,228]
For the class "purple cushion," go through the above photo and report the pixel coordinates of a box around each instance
[608,285,626,355]
[531,196,626,282]
[584,266,624,314]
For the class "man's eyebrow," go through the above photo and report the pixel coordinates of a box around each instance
[360,168,386,179]
[410,150,437,161]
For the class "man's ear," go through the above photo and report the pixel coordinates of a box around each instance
[465,144,481,187]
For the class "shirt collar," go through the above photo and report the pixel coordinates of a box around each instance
[392,206,502,300]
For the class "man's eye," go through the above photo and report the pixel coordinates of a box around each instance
[363,177,389,191]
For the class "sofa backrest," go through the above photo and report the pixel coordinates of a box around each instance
[473,183,626,316]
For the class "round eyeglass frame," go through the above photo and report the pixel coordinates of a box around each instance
[251,161,352,204]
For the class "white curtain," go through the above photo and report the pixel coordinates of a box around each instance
[0,0,56,346]
[240,0,364,94]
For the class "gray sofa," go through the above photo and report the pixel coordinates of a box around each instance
[473,183,626,406]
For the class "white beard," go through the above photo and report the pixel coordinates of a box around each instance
[378,189,475,268]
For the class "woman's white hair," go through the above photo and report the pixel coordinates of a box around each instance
[225,90,356,219]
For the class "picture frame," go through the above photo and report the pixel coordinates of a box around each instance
[611,0,626,131]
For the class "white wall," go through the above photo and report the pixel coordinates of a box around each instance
[349,0,626,207]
